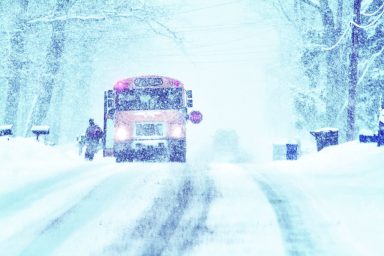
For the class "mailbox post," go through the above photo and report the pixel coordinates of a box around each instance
[310,128,339,151]
[0,125,13,140]
[31,125,50,141]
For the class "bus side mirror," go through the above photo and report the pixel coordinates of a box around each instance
[105,90,116,118]
[186,90,193,107]
[187,99,193,108]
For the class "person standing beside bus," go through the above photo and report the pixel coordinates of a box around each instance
[85,118,103,160]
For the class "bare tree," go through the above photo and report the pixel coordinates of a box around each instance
[23,0,177,140]
[4,0,28,134]
[346,0,361,141]
[274,0,349,130]
[1,0,179,142]
[25,0,70,136]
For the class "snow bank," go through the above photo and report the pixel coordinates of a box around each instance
[269,141,384,173]
[262,141,384,256]
[0,137,82,194]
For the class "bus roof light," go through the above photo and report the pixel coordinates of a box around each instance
[115,81,127,91]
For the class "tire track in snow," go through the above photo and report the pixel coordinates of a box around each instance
[141,178,194,255]
[161,176,216,255]
[255,175,317,256]
[105,172,217,256]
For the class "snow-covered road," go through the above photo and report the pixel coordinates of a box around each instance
[0,158,288,255]
[1,139,384,255]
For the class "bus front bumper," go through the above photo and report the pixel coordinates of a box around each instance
[114,139,185,162]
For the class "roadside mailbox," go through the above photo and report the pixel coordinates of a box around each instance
[31,125,50,141]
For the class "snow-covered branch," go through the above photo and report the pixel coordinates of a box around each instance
[321,25,351,51]
[358,46,384,85]
[276,0,294,24]
[361,1,384,17]
[27,12,136,24]
[144,19,182,42]
[300,0,320,10]
[351,5,384,29]
[314,5,383,51]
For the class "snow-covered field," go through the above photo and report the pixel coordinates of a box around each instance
[0,137,383,255]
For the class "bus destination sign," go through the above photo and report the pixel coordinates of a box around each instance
[134,77,163,87]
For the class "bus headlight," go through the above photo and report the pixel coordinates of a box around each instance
[170,124,184,139]
[115,126,129,141]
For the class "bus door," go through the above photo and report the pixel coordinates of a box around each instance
[103,90,115,156]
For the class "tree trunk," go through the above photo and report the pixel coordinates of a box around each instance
[346,0,362,141]
[336,0,343,35]
[4,0,28,134]
[26,0,70,136]
[319,0,340,126]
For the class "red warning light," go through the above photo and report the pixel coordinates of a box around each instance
[114,80,127,91]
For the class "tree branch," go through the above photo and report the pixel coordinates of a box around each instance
[276,0,294,24]
[300,0,321,11]
[145,19,182,43]
[358,46,384,85]
[27,12,136,24]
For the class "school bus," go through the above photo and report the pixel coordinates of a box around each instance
[103,75,202,162]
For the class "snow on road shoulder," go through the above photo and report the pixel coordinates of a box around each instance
[268,141,384,174]
[0,164,120,255]
[0,137,83,194]
[256,141,384,256]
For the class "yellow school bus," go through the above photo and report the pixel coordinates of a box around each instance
[103,75,202,162]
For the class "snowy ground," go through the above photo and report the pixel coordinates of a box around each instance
[0,137,383,255]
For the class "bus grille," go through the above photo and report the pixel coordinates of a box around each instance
[135,123,164,137]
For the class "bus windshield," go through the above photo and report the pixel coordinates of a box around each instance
[116,88,183,111]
